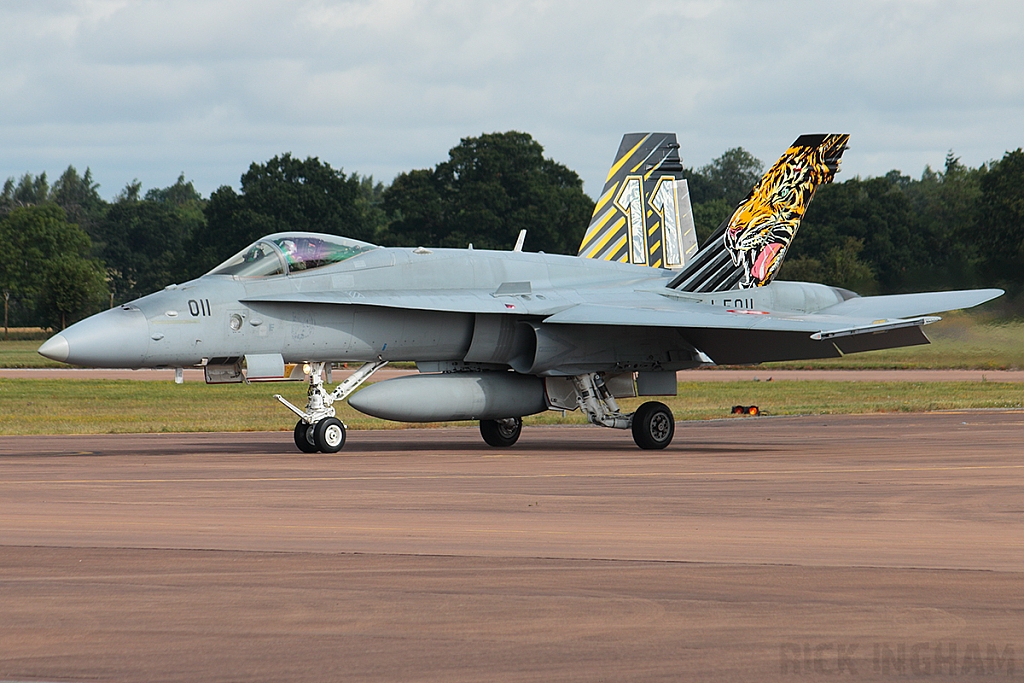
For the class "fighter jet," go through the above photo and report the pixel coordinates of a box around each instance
[38,133,1002,452]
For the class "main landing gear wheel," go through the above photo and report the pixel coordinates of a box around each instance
[294,420,318,453]
[480,417,523,447]
[314,417,347,453]
[631,401,675,450]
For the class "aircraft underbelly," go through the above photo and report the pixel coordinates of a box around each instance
[518,324,703,375]
[462,318,704,375]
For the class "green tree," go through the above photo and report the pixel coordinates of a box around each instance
[2,172,50,217]
[780,238,877,293]
[777,255,823,283]
[40,253,108,329]
[116,179,143,203]
[14,172,50,205]
[901,153,987,289]
[0,204,106,328]
[684,147,764,252]
[975,149,1024,289]
[93,200,200,303]
[380,169,446,247]
[691,198,732,245]
[51,166,106,236]
[821,237,878,293]
[687,147,764,206]
[355,175,389,240]
[381,131,594,254]
[790,176,923,292]
[144,173,202,206]
[1,178,17,217]
[194,154,372,275]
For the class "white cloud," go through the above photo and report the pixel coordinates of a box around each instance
[1,0,1022,199]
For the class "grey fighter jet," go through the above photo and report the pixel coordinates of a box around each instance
[38,133,1002,452]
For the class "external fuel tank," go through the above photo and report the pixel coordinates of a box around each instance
[348,372,547,422]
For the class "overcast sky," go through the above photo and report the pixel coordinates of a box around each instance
[2,0,1022,200]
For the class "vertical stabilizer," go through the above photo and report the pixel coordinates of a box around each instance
[578,133,697,269]
[668,133,850,292]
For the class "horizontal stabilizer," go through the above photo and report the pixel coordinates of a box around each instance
[817,289,1004,320]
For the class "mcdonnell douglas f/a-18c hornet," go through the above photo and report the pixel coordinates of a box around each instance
[39,133,1002,452]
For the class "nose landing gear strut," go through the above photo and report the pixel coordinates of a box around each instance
[275,359,388,453]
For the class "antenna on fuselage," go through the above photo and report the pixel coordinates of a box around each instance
[513,230,526,252]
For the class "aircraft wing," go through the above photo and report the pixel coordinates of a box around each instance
[542,288,1003,364]
[242,286,1002,365]
[544,288,1002,330]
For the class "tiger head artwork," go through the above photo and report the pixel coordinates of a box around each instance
[723,134,850,288]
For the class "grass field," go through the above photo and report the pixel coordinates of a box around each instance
[2,378,1022,436]
[0,340,67,368]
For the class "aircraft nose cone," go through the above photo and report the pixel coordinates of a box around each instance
[39,306,150,368]
[37,334,71,362]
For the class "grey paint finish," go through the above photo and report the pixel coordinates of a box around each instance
[42,236,1002,374]
[349,372,547,422]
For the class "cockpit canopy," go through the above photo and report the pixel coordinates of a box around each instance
[207,232,377,278]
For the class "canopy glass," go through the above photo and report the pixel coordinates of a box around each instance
[208,232,377,278]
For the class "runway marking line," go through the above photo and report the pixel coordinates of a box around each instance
[8,462,1024,486]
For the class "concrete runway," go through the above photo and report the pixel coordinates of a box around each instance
[1,412,1023,681]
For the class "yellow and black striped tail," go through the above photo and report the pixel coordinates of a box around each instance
[578,133,698,269]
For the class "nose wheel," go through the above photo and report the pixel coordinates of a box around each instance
[292,417,347,453]
[314,417,346,453]
[294,420,318,453]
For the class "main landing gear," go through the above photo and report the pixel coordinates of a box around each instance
[477,373,676,450]
[480,417,523,447]
[571,372,675,450]
[276,360,387,453]
[630,401,675,450]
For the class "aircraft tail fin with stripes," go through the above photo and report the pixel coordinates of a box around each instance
[577,133,698,269]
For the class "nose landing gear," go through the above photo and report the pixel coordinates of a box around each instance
[277,359,386,453]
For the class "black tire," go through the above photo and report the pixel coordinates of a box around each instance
[294,420,319,453]
[480,417,523,447]
[314,417,346,453]
[631,401,675,450]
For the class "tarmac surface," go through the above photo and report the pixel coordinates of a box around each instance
[1,412,1023,681]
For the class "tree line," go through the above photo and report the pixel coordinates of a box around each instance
[2,131,1023,332]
